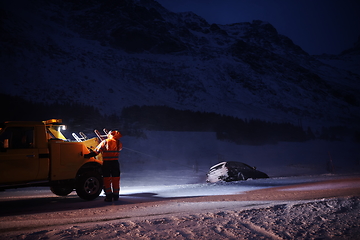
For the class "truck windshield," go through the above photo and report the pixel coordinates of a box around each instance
[47,126,67,140]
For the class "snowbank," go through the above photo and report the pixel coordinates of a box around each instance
[1,131,359,239]
[1,196,359,239]
[1,176,360,239]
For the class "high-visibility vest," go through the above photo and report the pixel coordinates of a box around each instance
[95,138,122,161]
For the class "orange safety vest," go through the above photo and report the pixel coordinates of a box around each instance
[95,138,122,161]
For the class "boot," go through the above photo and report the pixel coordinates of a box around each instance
[113,194,119,201]
[103,177,113,202]
[112,177,120,201]
[104,193,113,202]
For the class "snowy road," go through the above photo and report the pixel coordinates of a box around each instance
[0,173,360,239]
[0,173,356,216]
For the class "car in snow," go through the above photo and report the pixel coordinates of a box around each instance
[206,161,269,183]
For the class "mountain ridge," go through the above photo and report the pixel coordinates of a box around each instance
[1,0,359,130]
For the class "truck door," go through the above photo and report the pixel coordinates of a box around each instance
[0,127,41,184]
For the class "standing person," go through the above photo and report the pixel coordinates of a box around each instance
[85,130,123,202]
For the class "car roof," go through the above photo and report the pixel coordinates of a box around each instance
[225,161,253,168]
[210,161,253,169]
[209,162,226,169]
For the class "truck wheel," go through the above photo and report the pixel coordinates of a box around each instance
[76,171,103,201]
[50,186,73,196]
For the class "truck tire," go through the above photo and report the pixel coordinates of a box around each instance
[50,185,74,197]
[76,171,103,201]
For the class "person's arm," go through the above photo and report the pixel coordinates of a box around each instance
[84,150,97,158]
[84,140,105,158]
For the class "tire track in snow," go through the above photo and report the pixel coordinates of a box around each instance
[239,220,284,240]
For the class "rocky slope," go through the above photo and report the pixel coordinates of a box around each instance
[1,0,359,129]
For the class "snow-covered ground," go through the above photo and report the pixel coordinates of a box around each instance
[0,174,359,239]
[119,131,360,178]
[0,134,359,239]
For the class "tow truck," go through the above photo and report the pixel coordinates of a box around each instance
[0,119,103,200]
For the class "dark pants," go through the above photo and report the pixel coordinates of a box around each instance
[102,160,120,197]
[102,160,120,177]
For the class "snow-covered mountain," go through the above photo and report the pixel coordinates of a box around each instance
[1,0,359,129]
[315,36,360,76]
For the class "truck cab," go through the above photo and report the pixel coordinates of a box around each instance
[0,119,103,200]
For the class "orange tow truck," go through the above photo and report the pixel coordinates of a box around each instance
[0,119,103,200]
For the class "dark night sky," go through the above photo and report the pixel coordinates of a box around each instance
[156,0,360,55]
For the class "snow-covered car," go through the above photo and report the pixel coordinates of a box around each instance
[206,161,269,183]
